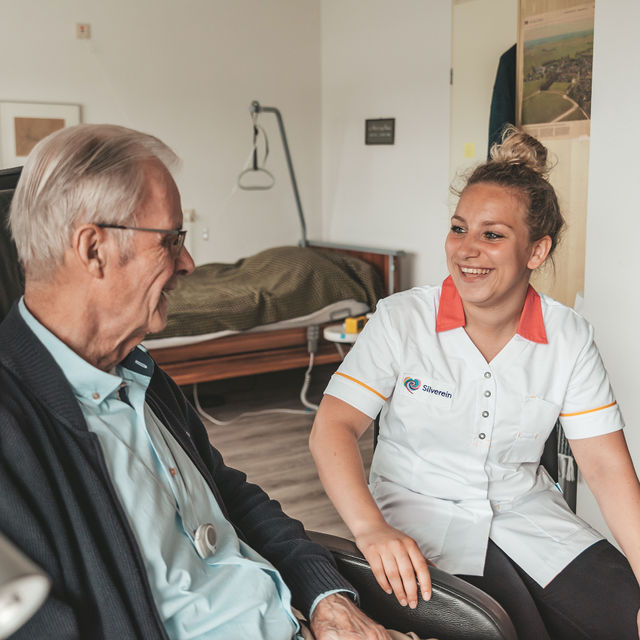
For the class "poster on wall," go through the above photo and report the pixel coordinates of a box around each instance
[518,2,594,139]
[0,102,81,169]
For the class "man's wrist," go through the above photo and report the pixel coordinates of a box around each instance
[308,589,357,620]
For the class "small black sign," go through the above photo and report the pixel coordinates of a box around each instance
[365,118,395,145]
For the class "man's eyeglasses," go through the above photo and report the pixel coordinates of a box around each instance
[97,224,187,256]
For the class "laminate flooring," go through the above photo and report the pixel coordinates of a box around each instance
[191,364,374,539]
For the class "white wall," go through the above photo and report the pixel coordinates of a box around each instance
[450,0,517,181]
[321,0,452,288]
[0,1,455,287]
[576,0,640,541]
[0,0,322,265]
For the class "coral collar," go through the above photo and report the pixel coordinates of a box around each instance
[435,276,547,344]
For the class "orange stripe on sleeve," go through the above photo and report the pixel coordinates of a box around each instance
[333,372,387,401]
[560,401,617,418]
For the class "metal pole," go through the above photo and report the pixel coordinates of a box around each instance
[250,101,308,247]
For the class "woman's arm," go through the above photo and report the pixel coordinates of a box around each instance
[569,430,640,582]
[310,394,431,608]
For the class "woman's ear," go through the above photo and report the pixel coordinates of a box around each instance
[528,235,552,270]
[73,224,108,278]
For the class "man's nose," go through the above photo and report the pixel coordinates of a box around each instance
[176,247,195,276]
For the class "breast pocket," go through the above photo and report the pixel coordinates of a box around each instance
[498,396,560,464]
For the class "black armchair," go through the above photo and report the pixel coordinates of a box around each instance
[307,530,516,640]
[0,169,24,323]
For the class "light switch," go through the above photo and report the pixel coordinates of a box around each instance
[76,23,91,39]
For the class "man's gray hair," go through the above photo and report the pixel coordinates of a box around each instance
[9,123,179,280]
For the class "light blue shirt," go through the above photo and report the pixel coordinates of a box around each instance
[19,299,302,640]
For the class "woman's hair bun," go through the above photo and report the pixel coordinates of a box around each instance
[489,125,550,177]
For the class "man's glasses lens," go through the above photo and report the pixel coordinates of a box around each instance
[169,231,187,255]
[97,224,187,256]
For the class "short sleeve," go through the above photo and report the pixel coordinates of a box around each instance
[559,325,624,439]
[323,300,400,419]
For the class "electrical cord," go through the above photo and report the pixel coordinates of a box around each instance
[299,353,319,412]
[192,381,314,426]
[334,343,346,359]
[300,325,320,411]
[192,325,322,424]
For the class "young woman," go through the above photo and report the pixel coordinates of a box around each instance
[310,129,640,639]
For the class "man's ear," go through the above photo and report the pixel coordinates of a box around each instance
[528,235,552,270]
[73,224,108,278]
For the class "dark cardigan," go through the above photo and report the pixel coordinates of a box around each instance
[0,304,354,639]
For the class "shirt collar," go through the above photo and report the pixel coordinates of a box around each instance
[18,297,155,404]
[435,276,547,344]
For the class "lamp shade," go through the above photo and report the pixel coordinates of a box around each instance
[0,534,50,639]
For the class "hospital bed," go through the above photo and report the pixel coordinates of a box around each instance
[143,242,403,385]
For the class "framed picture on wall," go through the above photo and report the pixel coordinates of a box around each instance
[0,102,81,169]
[517,1,594,140]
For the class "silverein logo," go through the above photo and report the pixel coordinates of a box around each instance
[403,377,420,394]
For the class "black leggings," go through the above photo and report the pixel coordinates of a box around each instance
[457,539,640,640]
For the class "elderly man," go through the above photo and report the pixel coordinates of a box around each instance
[0,124,423,640]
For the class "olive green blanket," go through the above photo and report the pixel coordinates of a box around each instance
[151,245,384,339]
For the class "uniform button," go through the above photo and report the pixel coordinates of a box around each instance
[169,467,177,477]
[482,410,489,418]
[92,392,100,400]
[484,390,491,397]
[484,371,492,379]
[479,432,486,439]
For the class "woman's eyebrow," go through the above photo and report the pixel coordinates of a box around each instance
[482,220,514,230]
[452,214,513,230]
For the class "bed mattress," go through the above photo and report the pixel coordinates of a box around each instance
[146,245,383,344]
[143,298,368,349]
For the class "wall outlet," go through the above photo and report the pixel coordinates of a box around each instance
[202,227,209,241]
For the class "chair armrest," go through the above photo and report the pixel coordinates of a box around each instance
[307,530,516,640]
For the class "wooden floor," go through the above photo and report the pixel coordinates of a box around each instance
[191,364,374,539]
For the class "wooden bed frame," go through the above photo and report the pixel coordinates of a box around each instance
[148,241,405,386]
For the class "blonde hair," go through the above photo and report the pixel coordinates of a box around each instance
[10,123,178,280]
[462,126,564,256]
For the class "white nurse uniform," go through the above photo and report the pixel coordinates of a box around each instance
[324,276,623,586]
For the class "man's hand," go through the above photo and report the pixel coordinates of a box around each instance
[309,593,392,639]
[355,523,432,608]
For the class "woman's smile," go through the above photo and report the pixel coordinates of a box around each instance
[459,266,492,277]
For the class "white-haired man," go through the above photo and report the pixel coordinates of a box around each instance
[0,124,424,640]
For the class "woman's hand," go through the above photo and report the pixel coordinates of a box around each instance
[355,522,432,608]
[310,397,431,608]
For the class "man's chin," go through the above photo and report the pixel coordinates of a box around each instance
[150,314,168,335]
[147,302,169,336]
